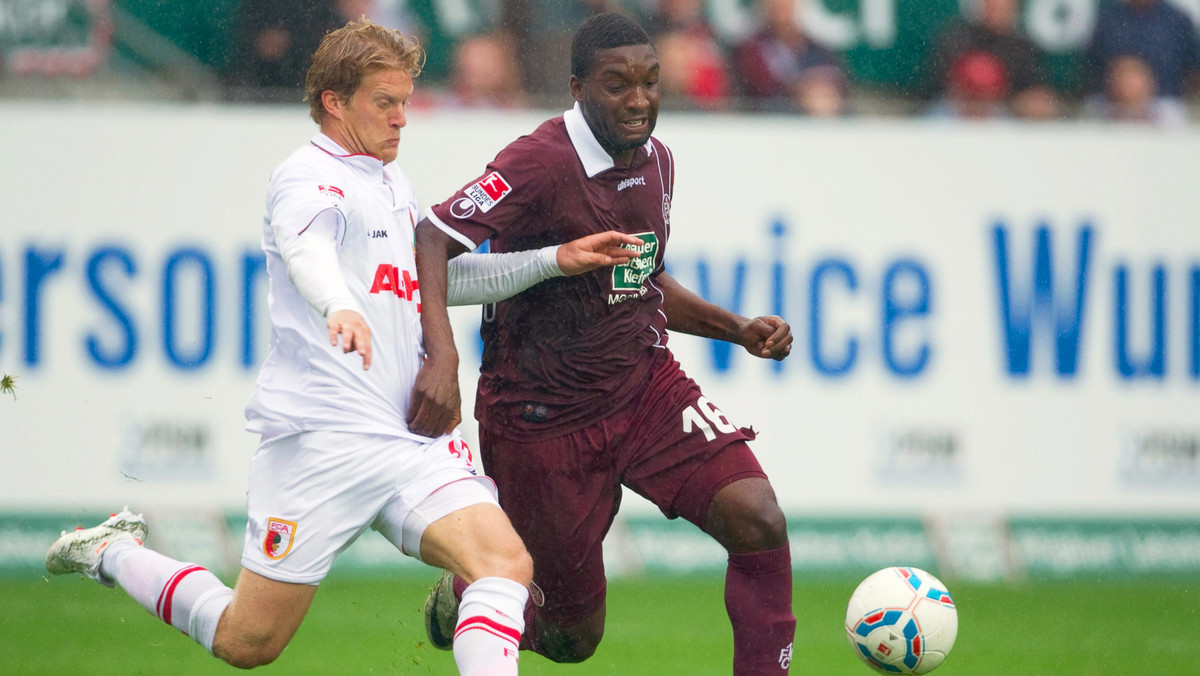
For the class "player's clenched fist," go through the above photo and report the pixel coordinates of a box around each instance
[739,315,792,361]
[328,309,372,369]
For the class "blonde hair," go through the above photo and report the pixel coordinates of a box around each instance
[305,19,425,124]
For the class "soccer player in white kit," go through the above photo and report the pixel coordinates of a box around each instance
[44,20,639,675]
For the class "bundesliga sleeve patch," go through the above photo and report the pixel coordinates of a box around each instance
[463,171,511,214]
[318,184,344,201]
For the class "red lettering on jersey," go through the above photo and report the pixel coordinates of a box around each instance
[369,264,419,302]
[370,264,396,295]
[401,269,419,301]
[478,172,511,201]
[388,266,402,298]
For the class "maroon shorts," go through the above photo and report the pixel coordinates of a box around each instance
[478,353,766,627]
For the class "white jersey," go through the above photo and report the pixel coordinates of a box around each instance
[246,133,426,442]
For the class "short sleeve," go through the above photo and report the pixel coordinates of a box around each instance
[427,139,554,250]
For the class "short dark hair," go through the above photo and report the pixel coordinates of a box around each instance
[570,12,652,80]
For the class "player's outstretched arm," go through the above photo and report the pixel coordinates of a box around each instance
[445,230,642,306]
[555,230,643,275]
[658,271,792,361]
[410,219,470,437]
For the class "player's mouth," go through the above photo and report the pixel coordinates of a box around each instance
[621,118,648,131]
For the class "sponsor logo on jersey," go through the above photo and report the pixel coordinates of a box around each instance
[450,197,477,220]
[263,517,297,560]
[610,232,659,294]
[464,171,511,213]
[318,184,345,201]
[617,176,645,191]
[370,263,419,304]
[369,229,388,239]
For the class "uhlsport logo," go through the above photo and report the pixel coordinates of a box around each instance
[464,171,511,213]
[611,232,659,292]
[617,176,645,191]
[263,517,297,560]
[450,197,477,219]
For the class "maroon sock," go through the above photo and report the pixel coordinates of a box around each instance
[518,598,540,652]
[725,544,796,674]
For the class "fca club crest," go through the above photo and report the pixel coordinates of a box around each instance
[662,194,671,225]
[263,517,297,560]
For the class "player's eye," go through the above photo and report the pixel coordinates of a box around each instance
[603,79,626,94]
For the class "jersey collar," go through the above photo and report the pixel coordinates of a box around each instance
[564,102,654,178]
[310,132,389,179]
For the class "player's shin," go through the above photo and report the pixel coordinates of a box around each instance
[725,544,796,674]
[453,576,528,675]
[102,541,234,652]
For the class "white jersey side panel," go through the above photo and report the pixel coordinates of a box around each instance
[246,135,426,442]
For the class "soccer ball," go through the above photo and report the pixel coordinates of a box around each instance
[844,566,958,674]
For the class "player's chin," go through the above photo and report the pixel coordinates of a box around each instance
[378,141,400,163]
[613,130,651,152]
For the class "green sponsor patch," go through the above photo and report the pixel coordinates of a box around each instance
[611,233,658,291]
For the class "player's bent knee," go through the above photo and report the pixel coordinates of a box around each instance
[474,533,534,585]
[708,479,789,552]
[538,622,604,663]
[217,642,288,670]
[213,628,290,669]
[504,548,534,586]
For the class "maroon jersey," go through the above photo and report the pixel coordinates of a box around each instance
[428,105,676,439]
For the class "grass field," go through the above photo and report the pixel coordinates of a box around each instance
[1,573,1194,675]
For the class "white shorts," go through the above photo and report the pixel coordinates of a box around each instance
[241,429,497,584]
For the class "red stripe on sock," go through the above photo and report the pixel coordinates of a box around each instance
[156,565,205,626]
[454,615,521,647]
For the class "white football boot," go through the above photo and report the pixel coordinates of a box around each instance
[45,507,148,587]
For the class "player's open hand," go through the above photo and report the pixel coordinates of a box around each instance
[408,354,462,437]
[738,315,792,361]
[556,231,645,275]
[328,309,372,370]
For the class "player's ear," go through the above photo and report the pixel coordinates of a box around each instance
[569,75,584,103]
[321,90,345,120]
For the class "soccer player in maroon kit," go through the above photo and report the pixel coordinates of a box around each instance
[410,12,796,675]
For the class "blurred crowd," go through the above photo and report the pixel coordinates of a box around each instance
[219,0,1199,124]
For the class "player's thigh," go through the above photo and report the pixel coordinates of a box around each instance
[418,500,531,584]
[620,371,763,526]
[242,431,399,584]
[369,434,521,576]
[214,567,317,662]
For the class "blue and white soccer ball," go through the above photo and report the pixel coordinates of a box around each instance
[844,566,958,674]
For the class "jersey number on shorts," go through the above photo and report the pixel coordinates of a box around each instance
[681,397,736,441]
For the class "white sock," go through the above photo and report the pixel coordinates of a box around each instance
[453,577,528,676]
[101,541,234,653]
